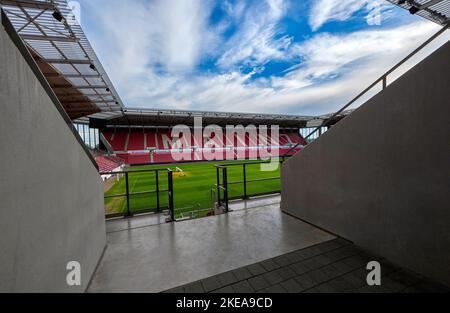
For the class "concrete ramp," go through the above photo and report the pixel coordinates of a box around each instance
[281,41,450,286]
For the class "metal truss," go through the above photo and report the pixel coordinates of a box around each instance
[0,0,124,117]
[387,0,450,25]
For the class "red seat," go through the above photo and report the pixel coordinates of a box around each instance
[101,129,307,164]
[96,155,124,172]
[128,131,145,151]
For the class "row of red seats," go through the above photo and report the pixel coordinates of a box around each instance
[103,131,128,152]
[95,155,124,172]
[103,130,306,152]
[115,146,303,165]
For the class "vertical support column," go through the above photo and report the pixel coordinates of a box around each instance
[125,172,131,217]
[223,167,229,213]
[155,170,160,211]
[382,76,387,90]
[82,124,86,143]
[216,167,221,207]
[243,164,248,200]
[168,170,175,221]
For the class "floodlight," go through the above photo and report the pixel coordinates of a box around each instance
[409,6,420,14]
[52,11,63,22]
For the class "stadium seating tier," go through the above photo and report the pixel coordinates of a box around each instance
[102,129,305,165]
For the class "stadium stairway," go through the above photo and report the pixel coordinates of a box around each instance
[281,40,450,288]
[124,131,130,152]
[95,155,123,173]
[88,195,450,293]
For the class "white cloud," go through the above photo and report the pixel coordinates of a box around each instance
[277,21,440,88]
[216,0,292,69]
[78,0,449,117]
[81,0,217,76]
[128,21,445,115]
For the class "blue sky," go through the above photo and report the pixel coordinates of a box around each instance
[77,0,447,115]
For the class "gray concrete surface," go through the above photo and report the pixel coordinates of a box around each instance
[166,238,450,293]
[229,195,281,211]
[281,41,450,286]
[0,18,106,292]
[88,203,335,293]
[106,211,170,233]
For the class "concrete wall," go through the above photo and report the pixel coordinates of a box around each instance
[0,15,106,292]
[281,41,450,286]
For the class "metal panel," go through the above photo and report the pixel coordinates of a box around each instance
[0,0,124,118]
[386,0,450,25]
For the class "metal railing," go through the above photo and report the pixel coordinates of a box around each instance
[283,23,450,158]
[215,160,286,210]
[101,168,174,220]
[177,204,215,220]
[102,160,286,222]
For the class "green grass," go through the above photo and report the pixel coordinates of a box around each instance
[104,160,281,219]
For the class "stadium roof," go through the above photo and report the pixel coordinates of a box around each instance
[0,0,124,119]
[387,0,450,25]
[73,108,353,129]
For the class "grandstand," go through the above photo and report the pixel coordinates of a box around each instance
[81,107,347,166]
[1,0,450,294]
[98,113,310,165]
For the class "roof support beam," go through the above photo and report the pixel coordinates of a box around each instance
[419,0,445,10]
[63,100,114,104]
[65,105,97,109]
[406,0,447,18]
[42,59,92,65]
[22,34,78,42]
[52,85,108,89]
[44,73,101,78]
[56,93,112,98]
[85,94,112,97]
[65,108,100,113]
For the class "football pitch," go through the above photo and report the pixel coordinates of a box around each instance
[104,160,281,219]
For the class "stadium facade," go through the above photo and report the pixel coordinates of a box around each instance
[1,0,450,293]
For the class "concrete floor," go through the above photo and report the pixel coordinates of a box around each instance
[165,238,450,293]
[106,211,170,233]
[229,194,282,211]
[88,197,335,293]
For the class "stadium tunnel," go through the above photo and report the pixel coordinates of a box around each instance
[1,0,450,293]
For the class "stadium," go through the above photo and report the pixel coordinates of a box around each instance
[1,0,450,295]
[89,108,343,219]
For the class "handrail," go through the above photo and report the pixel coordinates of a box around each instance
[283,23,450,158]
[215,162,282,210]
[215,158,288,168]
[102,168,174,219]
[99,168,171,175]
[225,177,280,185]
